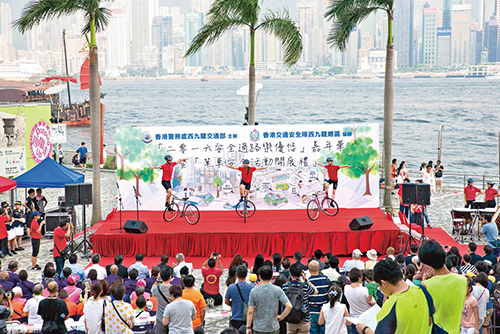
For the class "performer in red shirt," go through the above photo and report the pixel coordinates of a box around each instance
[30,211,45,270]
[318,157,352,200]
[484,181,499,208]
[0,208,10,257]
[225,159,268,201]
[464,178,482,208]
[151,155,189,209]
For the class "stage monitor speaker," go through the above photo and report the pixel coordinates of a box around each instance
[65,184,79,206]
[78,183,93,205]
[45,212,71,232]
[124,220,148,234]
[416,183,431,206]
[349,216,374,230]
[402,183,417,205]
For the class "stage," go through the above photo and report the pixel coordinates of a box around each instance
[91,208,402,258]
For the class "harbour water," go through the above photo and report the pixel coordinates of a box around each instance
[67,78,500,177]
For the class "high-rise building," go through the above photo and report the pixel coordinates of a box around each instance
[232,29,245,69]
[451,4,471,65]
[487,17,497,61]
[422,4,438,65]
[0,3,12,41]
[297,1,315,65]
[436,27,452,65]
[107,9,131,67]
[443,0,453,28]
[394,0,414,67]
[185,11,203,67]
[131,0,150,65]
[152,16,173,67]
[470,23,483,64]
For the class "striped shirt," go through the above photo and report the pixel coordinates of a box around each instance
[459,264,477,275]
[308,274,330,314]
[282,280,315,322]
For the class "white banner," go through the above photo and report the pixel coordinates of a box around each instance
[116,124,380,211]
[50,124,67,143]
[0,147,26,177]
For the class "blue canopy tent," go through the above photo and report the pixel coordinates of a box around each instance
[14,157,84,188]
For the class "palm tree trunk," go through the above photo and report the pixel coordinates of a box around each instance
[248,30,256,126]
[89,17,102,225]
[383,15,394,210]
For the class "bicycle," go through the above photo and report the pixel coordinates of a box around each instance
[163,195,200,225]
[235,198,256,223]
[306,192,339,221]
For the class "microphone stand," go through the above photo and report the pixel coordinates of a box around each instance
[111,182,124,232]
[134,186,141,221]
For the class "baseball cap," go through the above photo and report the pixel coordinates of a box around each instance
[67,275,78,285]
[0,202,7,208]
[32,211,41,217]
[352,249,362,257]
[248,273,257,282]
[137,279,146,287]
[14,201,22,205]
[488,181,495,185]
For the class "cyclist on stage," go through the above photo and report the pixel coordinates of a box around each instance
[225,159,267,201]
[150,155,188,210]
[317,157,352,200]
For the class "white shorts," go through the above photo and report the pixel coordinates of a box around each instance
[15,226,24,236]
[7,230,15,241]
[460,326,476,334]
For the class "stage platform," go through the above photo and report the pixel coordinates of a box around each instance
[91,208,401,258]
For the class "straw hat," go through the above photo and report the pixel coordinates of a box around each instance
[367,249,378,261]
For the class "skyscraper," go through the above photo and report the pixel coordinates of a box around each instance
[297,1,315,65]
[152,16,173,67]
[107,9,131,67]
[131,0,150,65]
[0,3,13,41]
[451,4,471,65]
[185,11,203,67]
[394,0,414,67]
[422,4,438,65]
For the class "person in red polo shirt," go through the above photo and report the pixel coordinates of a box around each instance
[464,178,482,208]
[151,155,189,210]
[0,208,10,258]
[200,253,223,306]
[318,157,353,200]
[225,159,268,201]
[30,211,45,270]
[53,220,73,278]
[484,181,499,208]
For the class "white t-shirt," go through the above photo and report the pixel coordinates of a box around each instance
[173,261,193,278]
[83,298,105,334]
[344,285,371,317]
[85,264,107,280]
[163,300,196,334]
[23,296,45,325]
[322,268,341,282]
[321,302,348,334]
[343,259,365,273]
[472,286,490,322]
[422,171,435,192]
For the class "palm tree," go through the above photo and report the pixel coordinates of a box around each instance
[14,0,111,225]
[325,0,394,210]
[185,0,302,125]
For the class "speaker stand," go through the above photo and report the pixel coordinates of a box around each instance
[403,219,421,255]
[74,204,92,260]
[110,183,124,232]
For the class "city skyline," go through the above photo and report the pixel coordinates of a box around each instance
[0,0,499,78]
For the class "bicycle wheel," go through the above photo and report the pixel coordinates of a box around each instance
[163,203,179,222]
[307,200,320,221]
[184,204,200,225]
[322,198,339,216]
[236,200,256,218]
[245,201,256,217]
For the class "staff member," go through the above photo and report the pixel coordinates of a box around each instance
[464,178,482,208]
[484,181,499,208]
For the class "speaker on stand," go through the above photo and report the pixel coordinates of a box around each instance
[64,183,93,260]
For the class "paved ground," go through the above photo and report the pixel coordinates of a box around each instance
[0,170,490,333]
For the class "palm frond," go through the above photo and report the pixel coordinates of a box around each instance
[258,9,302,67]
[13,0,73,33]
[82,6,112,34]
[326,6,380,50]
[207,0,259,26]
[185,17,248,57]
[325,0,387,21]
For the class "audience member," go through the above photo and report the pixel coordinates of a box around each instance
[229,255,243,269]
[38,281,69,334]
[83,282,105,334]
[173,253,193,278]
[461,277,480,334]
[128,253,150,279]
[63,275,82,304]
[125,269,139,296]
[10,287,24,319]
[247,266,292,334]
[468,242,482,265]
[226,266,238,288]
[308,260,330,334]
[131,280,150,300]
[419,239,467,334]
[22,283,44,325]
[460,254,477,275]
[280,258,291,279]
[105,265,120,287]
[313,249,326,269]
[6,261,20,286]
[251,254,265,275]
[472,272,490,330]
[106,254,128,279]
[152,266,173,334]
[63,254,85,282]
[58,289,78,316]
[404,244,419,266]
[0,287,13,332]
[201,253,223,306]
[162,284,196,334]
[0,271,14,291]
[272,253,282,272]
[322,255,340,282]
[157,254,170,271]
[343,249,364,273]
[293,251,308,271]
[386,247,395,260]
[480,215,498,248]
[182,274,206,332]
[482,245,497,266]
[146,266,161,293]
[105,282,134,333]
[225,265,254,331]
[318,284,349,334]
[171,266,188,287]
[85,254,107,280]
[365,249,378,270]
[17,270,34,299]
[344,268,375,333]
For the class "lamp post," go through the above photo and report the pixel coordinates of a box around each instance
[237,83,263,125]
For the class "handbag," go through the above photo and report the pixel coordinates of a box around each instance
[419,285,448,334]
[101,300,106,332]
[112,301,131,329]
[42,320,59,334]
[54,243,71,261]
[236,283,249,322]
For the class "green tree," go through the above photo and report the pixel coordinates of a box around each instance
[185,0,303,125]
[213,177,223,197]
[14,0,112,224]
[342,125,372,141]
[143,144,169,184]
[116,128,145,180]
[325,0,394,207]
[336,137,379,196]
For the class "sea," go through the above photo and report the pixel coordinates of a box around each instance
[67,77,500,182]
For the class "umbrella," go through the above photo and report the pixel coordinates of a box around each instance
[44,85,67,95]
[237,83,264,96]
[42,77,78,84]
[0,176,16,193]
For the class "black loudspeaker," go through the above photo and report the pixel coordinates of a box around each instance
[65,184,79,206]
[349,216,374,230]
[124,220,148,234]
[416,183,431,206]
[78,183,93,205]
[402,183,417,205]
[45,212,71,232]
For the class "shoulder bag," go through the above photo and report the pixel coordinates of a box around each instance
[419,285,448,334]
[236,283,249,322]
[155,285,170,304]
[111,301,131,329]
[54,243,71,261]
[101,300,106,332]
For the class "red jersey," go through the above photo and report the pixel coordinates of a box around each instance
[0,217,7,239]
[161,162,177,181]
[464,186,481,201]
[485,188,499,202]
[53,227,67,257]
[31,220,42,239]
[238,166,257,183]
[326,165,341,181]
[201,267,223,295]
[397,186,408,206]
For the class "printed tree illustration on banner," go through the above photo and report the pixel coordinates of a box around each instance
[342,125,371,141]
[336,136,379,196]
[213,177,223,197]
[116,128,145,180]
[143,144,169,184]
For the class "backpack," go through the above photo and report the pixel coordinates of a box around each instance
[284,282,306,324]
[72,154,79,165]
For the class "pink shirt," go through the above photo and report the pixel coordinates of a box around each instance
[64,285,82,304]
[461,294,478,328]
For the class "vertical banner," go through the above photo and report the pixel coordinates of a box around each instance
[116,124,380,211]
[0,147,26,177]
